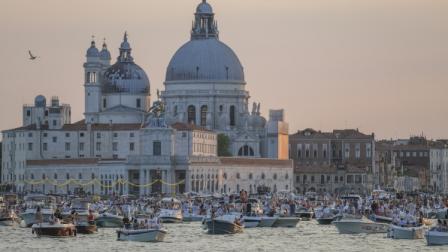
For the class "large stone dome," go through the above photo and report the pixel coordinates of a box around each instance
[165,38,245,82]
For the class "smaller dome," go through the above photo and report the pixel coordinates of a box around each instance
[196,0,213,14]
[100,42,111,60]
[34,95,46,107]
[86,40,99,57]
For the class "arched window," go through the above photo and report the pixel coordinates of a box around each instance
[238,145,255,157]
[188,105,196,125]
[229,105,236,126]
[200,105,208,126]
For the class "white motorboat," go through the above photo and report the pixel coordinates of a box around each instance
[425,227,448,246]
[205,214,244,235]
[388,224,425,239]
[333,216,388,234]
[96,212,123,228]
[158,198,183,223]
[242,216,261,228]
[32,223,76,237]
[20,195,57,227]
[371,214,393,224]
[272,216,300,228]
[258,216,278,227]
[0,208,17,226]
[117,228,167,242]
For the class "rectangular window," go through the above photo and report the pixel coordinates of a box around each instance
[96,142,101,152]
[129,142,135,152]
[347,175,353,184]
[136,99,141,108]
[113,142,118,151]
[26,110,31,116]
[345,143,350,158]
[52,137,57,143]
[43,133,48,137]
[28,132,33,138]
[355,144,361,159]
[80,132,85,137]
[28,143,33,151]
[65,143,70,151]
[130,132,135,138]
[153,141,161,156]
[65,133,70,137]
[366,143,372,158]
[113,133,118,138]
[103,99,106,108]
[97,133,101,139]
[79,142,84,151]
[43,143,48,151]
[52,120,57,126]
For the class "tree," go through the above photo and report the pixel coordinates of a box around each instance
[217,134,232,157]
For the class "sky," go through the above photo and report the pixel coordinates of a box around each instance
[0,0,447,140]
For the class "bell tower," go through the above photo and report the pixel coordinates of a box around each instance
[84,38,102,123]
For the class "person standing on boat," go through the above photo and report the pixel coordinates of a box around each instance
[35,207,43,224]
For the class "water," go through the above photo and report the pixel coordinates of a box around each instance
[0,221,445,252]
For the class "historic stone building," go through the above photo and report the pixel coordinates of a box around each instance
[429,140,448,194]
[1,0,292,195]
[289,128,375,194]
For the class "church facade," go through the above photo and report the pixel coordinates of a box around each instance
[1,0,292,196]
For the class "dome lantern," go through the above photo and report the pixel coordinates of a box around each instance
[191,0,219,40]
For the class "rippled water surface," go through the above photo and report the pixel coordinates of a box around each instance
[0,221,446,252]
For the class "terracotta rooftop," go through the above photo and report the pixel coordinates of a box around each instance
[171,122,212,132]
[27,158,99,166]
[219,157,292,167]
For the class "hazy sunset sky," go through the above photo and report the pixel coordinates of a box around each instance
[0,0,447,139]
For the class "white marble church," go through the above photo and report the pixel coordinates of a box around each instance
[1,0,292,196]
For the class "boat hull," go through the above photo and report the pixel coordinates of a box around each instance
[258,217,278,227]
[117,229,167,242]
[31,223,76,237]
[333,220,388,234]
[206,219,244,235]
[272,217,300,228]
[160,216,183,224]
[388,225,424,239]
[183,215,204,222]
[76,223,98,234]
[317,217,334,225]
[96,216,123,228]
[372,215,393,224]
[426,230,448,246]
[0,217,16,226]
[20,212,53,227]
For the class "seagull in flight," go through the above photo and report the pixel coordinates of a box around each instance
[28,50,38,60]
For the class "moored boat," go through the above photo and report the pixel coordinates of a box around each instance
[258,216,278,227]
[158,198,183,223]
[316,216,335,225]
[242,216,261,228]
[205,215,244,234]
[117,228,167,242]
[388,224,425,239]
[371,214,393,224]
[425,227,448,246]
[96,212,123,228]
[32,223,76,237]
[272,217,300,228]
[333,216,388,234]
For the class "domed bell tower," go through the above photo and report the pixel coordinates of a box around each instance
[84,38,103,123]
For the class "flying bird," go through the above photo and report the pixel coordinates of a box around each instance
[28,50,38,60]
